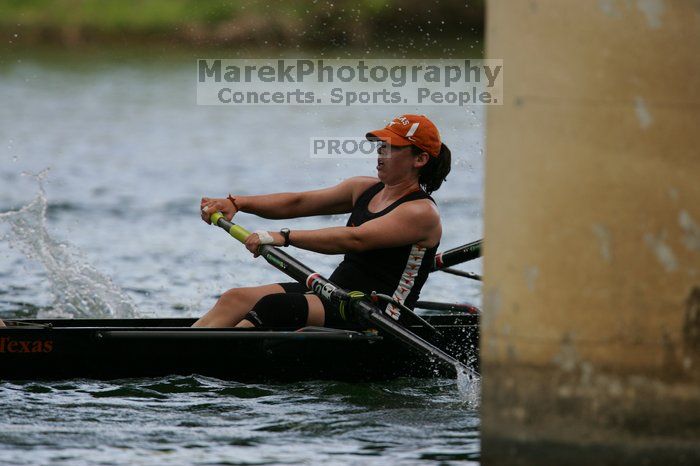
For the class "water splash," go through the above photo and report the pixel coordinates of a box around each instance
[456,366,481,407]
[0,171,136,319]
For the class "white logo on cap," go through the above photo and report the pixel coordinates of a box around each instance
[405,122,419,138]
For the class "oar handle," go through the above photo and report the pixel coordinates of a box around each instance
[208,212,318,283]
[209,212,251,243]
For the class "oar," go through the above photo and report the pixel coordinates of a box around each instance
[433,239,482,271]
[415,300,480,314]
[440,267,482,281]
[207,212,477,380]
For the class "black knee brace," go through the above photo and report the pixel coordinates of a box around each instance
[244,293,309,328]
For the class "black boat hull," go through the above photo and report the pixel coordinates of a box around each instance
[0,315,478,381]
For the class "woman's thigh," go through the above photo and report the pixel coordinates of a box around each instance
[219,283,287,307]
[193,283,286,327]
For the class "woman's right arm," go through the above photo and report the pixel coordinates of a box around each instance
[201,176,378,222]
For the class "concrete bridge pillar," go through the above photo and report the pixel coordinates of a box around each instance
[482,0,700,464]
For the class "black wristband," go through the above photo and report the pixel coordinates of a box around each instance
[280,228,291,247]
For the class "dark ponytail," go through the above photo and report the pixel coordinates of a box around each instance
[414,143,451,194]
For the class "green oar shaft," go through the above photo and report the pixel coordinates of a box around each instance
[210,212,317,284]
[208,212,475,379]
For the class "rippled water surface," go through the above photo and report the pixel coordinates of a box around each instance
[1,376,479,465]
[0,51,483,464]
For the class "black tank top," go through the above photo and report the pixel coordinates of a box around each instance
[329,182,439,320]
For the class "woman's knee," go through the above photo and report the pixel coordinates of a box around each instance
[217,287,243,306]
[217,284,278,308]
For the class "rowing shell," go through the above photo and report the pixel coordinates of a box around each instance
[0,315,478,381]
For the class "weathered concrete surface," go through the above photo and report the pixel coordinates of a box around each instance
[482,0,700,464]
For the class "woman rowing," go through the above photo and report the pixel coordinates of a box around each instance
[194,114,451,329]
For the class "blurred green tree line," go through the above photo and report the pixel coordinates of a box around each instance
[0,0,484,49]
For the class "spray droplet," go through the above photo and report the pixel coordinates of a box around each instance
[456,366,481,406]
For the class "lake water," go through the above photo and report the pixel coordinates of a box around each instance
[0,50,484,465]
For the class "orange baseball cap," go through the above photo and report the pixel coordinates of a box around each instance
[366,114,442,157]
